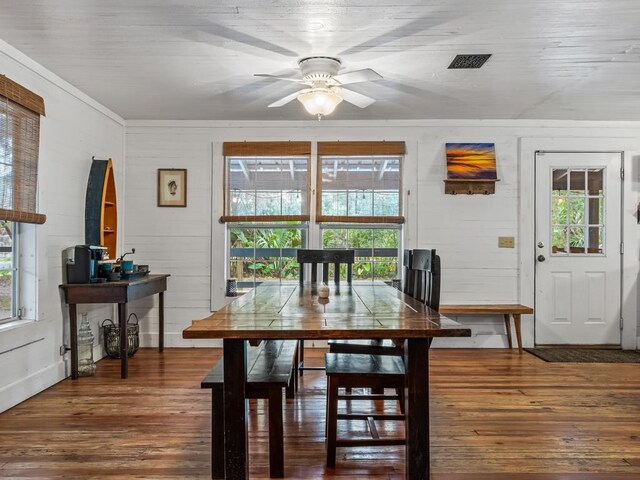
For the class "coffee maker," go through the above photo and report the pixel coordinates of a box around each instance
[64,245,108,283]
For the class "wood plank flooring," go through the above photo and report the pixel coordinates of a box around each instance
[1,348,639,479]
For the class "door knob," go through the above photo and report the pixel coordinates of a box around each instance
[537,255,546,262]
[537,241,544,248]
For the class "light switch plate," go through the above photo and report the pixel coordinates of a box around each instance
[498,236,515,248]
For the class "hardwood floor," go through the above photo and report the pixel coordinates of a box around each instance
[1,348,639,479]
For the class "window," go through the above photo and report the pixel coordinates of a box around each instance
[0,76,45,323]
[317,141,405,280]
[551,168,604,255]
[221,141,405,288]
[322,225,400,281]
[0,75,46,224]
[0,221,16,321]
[317,141,404,223]
[229,225,304,289]
[222,142,311,289]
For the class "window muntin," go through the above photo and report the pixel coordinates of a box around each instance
[551,167,605,255]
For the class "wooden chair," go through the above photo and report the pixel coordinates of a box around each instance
[402,249,416,298]
[328,250,414,356]
[324,249,441,467]
[411,248,440,310]
[297,248,354,285]
[296,249,355,376]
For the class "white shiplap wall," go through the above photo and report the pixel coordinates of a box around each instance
[125,120,640,351]
[0,40,125,413]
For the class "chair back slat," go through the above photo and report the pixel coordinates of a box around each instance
[297,249,355,284]
[411,249,441,311]
[402,250,415,298]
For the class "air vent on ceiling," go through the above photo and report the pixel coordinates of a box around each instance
[448,54,492,69]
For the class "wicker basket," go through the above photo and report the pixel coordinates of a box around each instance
[102,313,139,359]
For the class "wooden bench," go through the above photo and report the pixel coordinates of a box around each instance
[439,304,534,353]
[201,340,298,479]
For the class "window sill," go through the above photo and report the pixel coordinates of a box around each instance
[0,318,41,356]
[0,318,37,332]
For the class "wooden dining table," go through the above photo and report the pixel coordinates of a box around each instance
[183,282,471,480]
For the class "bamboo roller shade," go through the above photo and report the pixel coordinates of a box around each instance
[223,141,311,156]
[317,141,405,224]
[317,141,405,156]
[0,75,46,224]
[0,75,45,116]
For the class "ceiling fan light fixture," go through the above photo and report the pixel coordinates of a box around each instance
[297,88,343,118]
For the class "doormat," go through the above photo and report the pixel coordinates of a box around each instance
[525,348,640,363]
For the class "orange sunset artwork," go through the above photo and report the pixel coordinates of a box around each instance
[446,143,497,180]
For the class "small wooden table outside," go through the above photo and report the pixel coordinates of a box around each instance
[183,282,471,480]
[59,274,170,379]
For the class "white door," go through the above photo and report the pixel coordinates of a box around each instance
[535,151,622,345]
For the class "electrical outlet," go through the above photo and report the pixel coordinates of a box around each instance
[498,236,515,248]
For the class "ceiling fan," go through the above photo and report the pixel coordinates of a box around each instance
[255,56,382,118]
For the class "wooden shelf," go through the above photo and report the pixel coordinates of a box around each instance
[444,178,499,195]
[85,158,118,259]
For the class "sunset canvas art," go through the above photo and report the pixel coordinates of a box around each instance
[446,143,497,180]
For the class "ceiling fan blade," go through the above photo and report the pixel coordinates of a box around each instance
[334,68,383,85]
[338,88,376,108]
[268,90,304,108]
[255,70,303,83]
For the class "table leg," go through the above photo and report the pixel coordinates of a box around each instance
[404,338,431,480]
[118,302,128,379]
[513,314,523,354]
[69,303,78,380]
[223,339,248,479]
[159,291,165,352]
[503,313,513,349]
[212,388,225,479]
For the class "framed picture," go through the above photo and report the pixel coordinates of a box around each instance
[157,168,187,207]
[445,143,497,180]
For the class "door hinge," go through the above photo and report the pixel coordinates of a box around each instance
[620,316,624,330]
[620,242,624,254]
[620,167,625,180]
[17,308,23,319]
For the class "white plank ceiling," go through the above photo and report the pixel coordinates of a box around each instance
[1,0,640,121]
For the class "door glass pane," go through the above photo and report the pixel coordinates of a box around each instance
[587,227,603,254]
[588,197,604,225]
[567,197,585,225]
[551,167,605,256]
[587,168,604,195]
[569,227,585,253]
[552,227,567,254]
[552,169,568,193]
[568,170,585,195]
[551,197,567,225]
